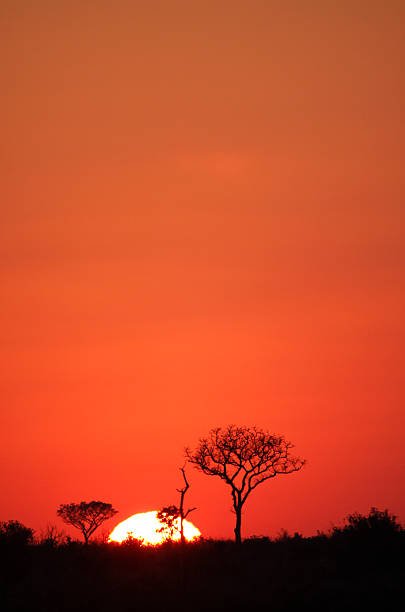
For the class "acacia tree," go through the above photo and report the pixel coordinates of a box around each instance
[57,501,118,544]
[186,425,305,544]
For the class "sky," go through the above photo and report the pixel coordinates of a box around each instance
[1,0,404,541]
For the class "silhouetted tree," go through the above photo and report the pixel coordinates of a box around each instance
[0,520,34,546]
[186,425,305,544]
[177,466,197,544]
[157,467,197,544]
[157,505,181,540]
[57,501,118,544]
[157,469,196,544]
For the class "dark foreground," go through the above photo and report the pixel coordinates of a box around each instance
[1,518,404,612]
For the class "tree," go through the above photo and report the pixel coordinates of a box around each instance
[186,425,305,544]
[177,466,197,544]
[157,467,197,544]
[157,505,181,540]
[0,520,34,546]
[57,501,118,544]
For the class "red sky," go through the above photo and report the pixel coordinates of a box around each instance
[1,0,404,540]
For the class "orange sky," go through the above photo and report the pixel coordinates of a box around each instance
[1,1,404,540]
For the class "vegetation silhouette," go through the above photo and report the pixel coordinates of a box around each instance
[0,508,403,612]
[176,466,197,545]
[39,523,68,548]
[157,505,182,540]
[0,520,34,547]
[57,501,118,545]
[1,431,402,610]
[158,467,197,544]
[186,425,305,544]
[332,507,402,537]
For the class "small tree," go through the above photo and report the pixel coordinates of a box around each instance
[57,501,118,544]
[157,468,196,544]
[157,505,181,540]
[0,520,34,546]
[186,425,305,544]
[177,467,197,544]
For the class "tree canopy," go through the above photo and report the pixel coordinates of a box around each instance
[0,520,34,546]
[186,425,305,543]
[57,501,118,544]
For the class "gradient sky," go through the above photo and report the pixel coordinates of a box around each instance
[1,0,404,540]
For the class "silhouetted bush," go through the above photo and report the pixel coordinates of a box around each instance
[0,520,34,547]
[38,524,68,548]
[332,507,402,537]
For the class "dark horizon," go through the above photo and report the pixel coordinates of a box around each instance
[1,507,404,611]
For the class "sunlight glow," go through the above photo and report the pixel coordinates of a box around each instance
[108,511,201,545]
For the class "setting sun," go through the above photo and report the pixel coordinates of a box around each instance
[109,511,201,545]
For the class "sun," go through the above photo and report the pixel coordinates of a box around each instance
[108,511,201,545]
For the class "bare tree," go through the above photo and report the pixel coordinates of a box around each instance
[157,467,196,544]
[177,467,197,544]
[186,425,305,544]
[40,524,67,547]
[57,501,118,545]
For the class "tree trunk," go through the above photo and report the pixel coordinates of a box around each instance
[180,514,185,545]
[234,505,242,545]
